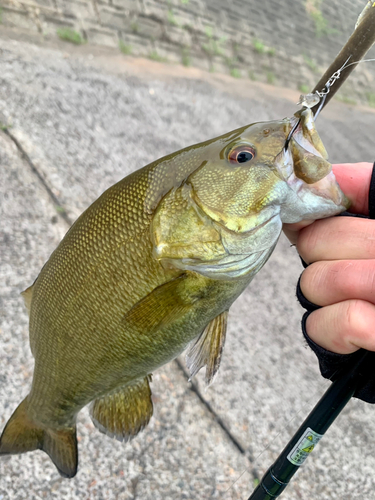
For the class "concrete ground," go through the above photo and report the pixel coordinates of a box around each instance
[1,29,375,500]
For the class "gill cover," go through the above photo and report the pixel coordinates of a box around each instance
[152,109,348,279]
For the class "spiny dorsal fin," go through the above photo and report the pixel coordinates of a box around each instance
[186,310,228,386]
[90,376,153,442]
[21,284,34,316]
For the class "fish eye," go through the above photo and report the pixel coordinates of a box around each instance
[227,145,256,164]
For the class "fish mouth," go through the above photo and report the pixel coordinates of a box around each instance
[275,108,350,210]
[288,107,331,184]
[276,108,329,184]
[294,107,329,159]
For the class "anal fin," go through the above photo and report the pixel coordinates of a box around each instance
[186,310,228,386]
[90,376,153,442]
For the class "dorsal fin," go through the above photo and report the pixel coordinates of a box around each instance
[186,310,228,386]
[21,284,34,316]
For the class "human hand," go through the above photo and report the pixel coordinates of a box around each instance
[284,162,375,355]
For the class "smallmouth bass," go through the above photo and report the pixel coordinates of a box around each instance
[0,108,349,477]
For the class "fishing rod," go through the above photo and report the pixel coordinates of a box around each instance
[248,350,372,500]
[311,0,375,114]
[247,2,375,499]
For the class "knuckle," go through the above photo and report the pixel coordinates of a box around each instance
[343,300,375,350]
[334,261,358,296]
[344,299,365,330]
[337,260,375,300]
[364,223,375,257]
[301,262,324,292]
[297,223,320,264]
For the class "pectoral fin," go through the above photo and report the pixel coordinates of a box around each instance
[90,376,153,441]
[186,310,228,386]
[123,273,204,333]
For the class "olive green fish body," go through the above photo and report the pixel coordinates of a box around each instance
[27,139,257,426]
[0,109,349,477]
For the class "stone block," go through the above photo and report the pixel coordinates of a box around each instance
[118,32,152,55]
[142,0,168,21]
[231,29,253,47]
[42,14,76,34]
[55,0,97,21]
[111,0,142,11]
[187,15,216,35]
[173,7,197,29]
[193,31,207,45]
[136,15,163,39]
[164,25,192,47]
[34,0,56,7]
[86,26,118,47]
[154,40,181,63]
[177,0,205,16]
[1,6,39,32]
[99,6,131,31]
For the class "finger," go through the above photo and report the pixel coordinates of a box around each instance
[305,299,375,354]
[332,162,373,215]
[283,220,314,245]
[300,260,375,306]
[297,217,375,264]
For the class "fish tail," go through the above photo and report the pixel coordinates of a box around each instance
[0,397,78,478]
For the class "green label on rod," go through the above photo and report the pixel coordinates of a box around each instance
[287,427,323,466]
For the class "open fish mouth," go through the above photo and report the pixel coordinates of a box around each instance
[286,107,331,184]
[275,107,350,216]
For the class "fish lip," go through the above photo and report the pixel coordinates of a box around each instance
[277,108,335,187]
[277,111,347,210]
[291,108,328,160]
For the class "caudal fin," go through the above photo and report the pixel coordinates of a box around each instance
[0,397,78,478]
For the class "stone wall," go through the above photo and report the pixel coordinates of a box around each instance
[0,0,374,105]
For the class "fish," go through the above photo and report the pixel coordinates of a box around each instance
[0,107,349,478]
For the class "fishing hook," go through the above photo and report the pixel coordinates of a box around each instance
[284,56,352,151]
[284,119,300,152]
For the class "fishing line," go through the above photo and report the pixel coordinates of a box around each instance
[315,57,375,97]
[314,57,375,119]
[283,57,375,151]
[334,57,375,73]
